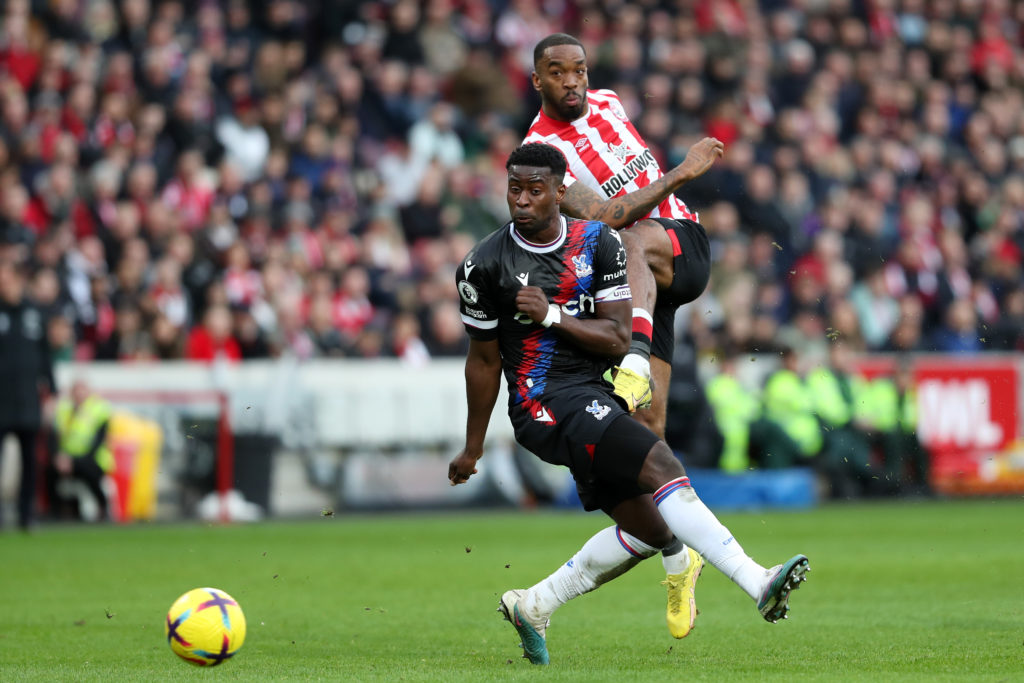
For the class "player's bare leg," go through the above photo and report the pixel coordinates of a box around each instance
[631,354,671,439]
[615,222,703,635]
[614,222,674,411]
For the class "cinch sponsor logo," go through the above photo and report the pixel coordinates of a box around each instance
[514,293,596,324]
[600,149,657,197]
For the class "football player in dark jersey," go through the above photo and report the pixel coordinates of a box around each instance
[449,143,808,665]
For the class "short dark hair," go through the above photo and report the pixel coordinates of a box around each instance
[533,33,585,69]
[506,143,567,183]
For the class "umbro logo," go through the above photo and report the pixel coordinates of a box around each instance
[516,272,530,286]
[575,138,590,153]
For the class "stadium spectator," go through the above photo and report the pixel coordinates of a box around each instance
[186,303,241,363]
[806,343,877,499]
[215,98,270,183]
[930,298,984,353]
[705,347,802,472]
[95,296,152,361]
[869,361,932,496]
[0,0,1018,381]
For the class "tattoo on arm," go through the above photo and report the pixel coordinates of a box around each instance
[559,175,681,229]
[561,183,605,221]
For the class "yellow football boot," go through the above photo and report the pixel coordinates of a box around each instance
[663,547,704,639]
[612,366,653,412]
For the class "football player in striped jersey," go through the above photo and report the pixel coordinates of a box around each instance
[523,32,726,639]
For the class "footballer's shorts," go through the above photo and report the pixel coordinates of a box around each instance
[649,217,711,362]
[510,387,660,515]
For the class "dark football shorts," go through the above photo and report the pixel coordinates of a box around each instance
[510,387,661,514]
[649,218,711,362]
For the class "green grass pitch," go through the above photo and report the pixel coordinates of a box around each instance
[1,499,1022,681]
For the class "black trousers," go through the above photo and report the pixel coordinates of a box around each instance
[0,428,39,528]
[46,453,109,520]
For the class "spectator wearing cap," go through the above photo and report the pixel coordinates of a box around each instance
[216,96,269,183]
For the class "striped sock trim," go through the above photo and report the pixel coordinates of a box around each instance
[615,526,645,558]
[632,308,653,323]
[653,477,691,506]
[631,309,654,342]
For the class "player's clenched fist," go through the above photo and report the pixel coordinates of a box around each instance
[515,286,551,324]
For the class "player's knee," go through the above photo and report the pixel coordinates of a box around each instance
[642,524,675,550]
[632,409,666,442]
[626,220,661,253]
[618,517,673,549]
[619,226,645,259]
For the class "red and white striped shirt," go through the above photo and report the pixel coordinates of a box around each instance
[524,89,698,222]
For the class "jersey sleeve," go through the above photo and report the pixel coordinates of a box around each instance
[456,250,499,340]
[593,225,631,303]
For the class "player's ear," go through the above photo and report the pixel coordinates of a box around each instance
[555,182,566,202]
[531,70,542,92]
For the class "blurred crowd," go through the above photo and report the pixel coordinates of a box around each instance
[1,0,1024,368]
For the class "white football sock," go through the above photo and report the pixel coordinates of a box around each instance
[521,525,657,622]
[620,352,651,378]
[661,537,692,575]
[653,477,767,600]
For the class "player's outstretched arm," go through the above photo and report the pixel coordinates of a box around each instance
[449,337,502,486]
[561,137,724,229]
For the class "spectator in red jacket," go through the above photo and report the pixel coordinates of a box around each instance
[185,304,241,363]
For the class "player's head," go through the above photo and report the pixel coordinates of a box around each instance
[532,33,588,121]
[505,143,568,237]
